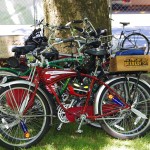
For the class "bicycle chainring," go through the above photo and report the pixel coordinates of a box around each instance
[57,104,70,123]
[65,106,94,122]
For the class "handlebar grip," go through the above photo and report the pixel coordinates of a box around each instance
[72,20,83,23]
[74,26,83,32]
[57,25,70,30]
[63,37,74,43]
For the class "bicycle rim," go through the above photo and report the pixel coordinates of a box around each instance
[99,78,150,139]
[122,33,150,54]
[0,84,50,149]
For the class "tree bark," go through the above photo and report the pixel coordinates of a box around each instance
[43,0,111,52]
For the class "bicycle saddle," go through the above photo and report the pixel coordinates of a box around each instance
[120,22,130,26]
[84,48,108,57]
[12,45,36,55]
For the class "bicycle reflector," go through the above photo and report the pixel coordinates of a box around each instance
[20,120,30,138]
[108,94,124,107]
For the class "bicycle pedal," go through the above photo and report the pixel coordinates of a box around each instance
[76,129,83,133]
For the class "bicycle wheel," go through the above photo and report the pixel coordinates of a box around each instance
[122,32,150,54]
[97,77,150,139]
[0,83,52,149]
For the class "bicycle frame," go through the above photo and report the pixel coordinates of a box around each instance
[20,66,130,123]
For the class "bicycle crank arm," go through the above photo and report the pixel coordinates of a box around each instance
[95,117,124,120]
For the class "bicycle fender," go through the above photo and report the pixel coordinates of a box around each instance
[0,76,23,83]
[0,80,35,88]
[94,76,150,115]
[94,77,120,115]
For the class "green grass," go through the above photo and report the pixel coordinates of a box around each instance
[0,123,150,150]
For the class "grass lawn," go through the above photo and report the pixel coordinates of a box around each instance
[0,123,149,150]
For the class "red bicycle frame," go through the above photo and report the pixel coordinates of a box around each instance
[21,66,130,122]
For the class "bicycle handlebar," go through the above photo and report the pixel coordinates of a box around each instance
[57,25,70,30]
[63,37,74,43]
[74,26,84,32]
[72,20,83,23]
[32,36,75,57]
[65,19,83,26]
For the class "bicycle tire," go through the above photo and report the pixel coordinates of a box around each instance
[97,77,150,139]
[0,83,53,149]
[122,32,150,54]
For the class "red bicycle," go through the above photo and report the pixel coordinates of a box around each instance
[0,48,150,149]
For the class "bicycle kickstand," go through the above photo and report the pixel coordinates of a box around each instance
[76,114,86,133]
[57,122,63,131]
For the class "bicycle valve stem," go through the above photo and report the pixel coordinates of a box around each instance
[20,120,30,138]
[108,94,124,107]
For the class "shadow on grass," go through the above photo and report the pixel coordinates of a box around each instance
[0,121,150,150]
[30,123,109,150]
[27,121,150,150]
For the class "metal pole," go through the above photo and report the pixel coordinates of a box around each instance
[33,0,37,28]
[108,0,112,18]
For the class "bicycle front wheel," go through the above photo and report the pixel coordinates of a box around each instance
[97,77,150,139]
[122,32,150,54]
[0,84,51,149]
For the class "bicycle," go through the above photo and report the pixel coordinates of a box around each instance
[0,18,108,79]
[111,22,150,54]
[0,47,150,149]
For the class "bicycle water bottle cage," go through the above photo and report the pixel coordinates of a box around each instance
[115,49,144,56]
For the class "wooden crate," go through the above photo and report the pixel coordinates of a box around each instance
[109,55,150,72]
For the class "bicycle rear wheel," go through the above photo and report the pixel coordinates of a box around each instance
[122,32,150,54]
[97,77,150,139]
[0,84,51,149]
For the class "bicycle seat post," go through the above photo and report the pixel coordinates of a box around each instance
[120,22,130,32]
[122,24,125,32]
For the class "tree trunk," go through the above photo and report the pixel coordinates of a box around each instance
[43,0,111,52]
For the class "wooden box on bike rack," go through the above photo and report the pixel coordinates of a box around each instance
[109,55,150,72]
